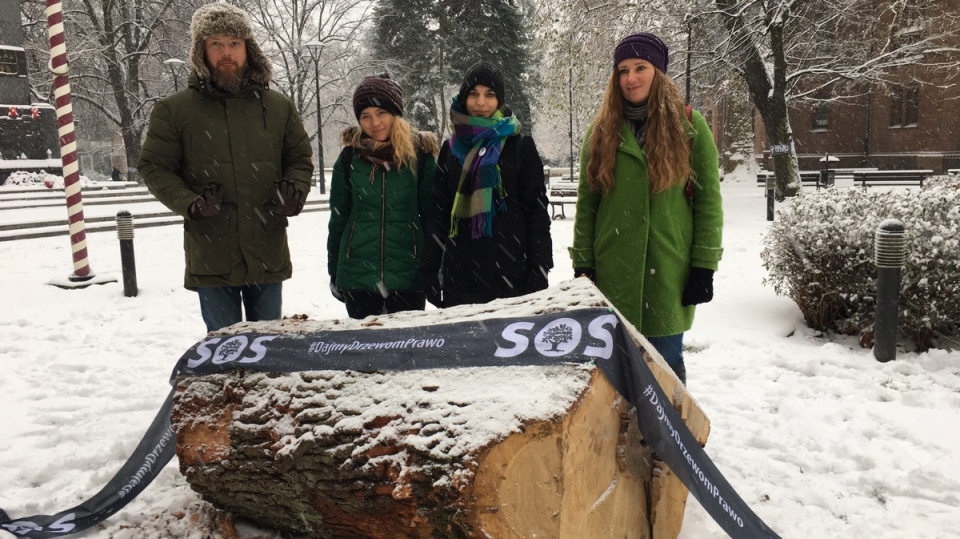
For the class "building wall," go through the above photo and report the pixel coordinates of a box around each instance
[1,0,30,105]
[754,0,960,173]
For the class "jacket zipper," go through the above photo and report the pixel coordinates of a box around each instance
[412,226,417,258]
[380,168,386,283]
[346,222,356,259]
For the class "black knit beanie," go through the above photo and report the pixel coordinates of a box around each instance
[353,73,404,119]
[613,32,669,73]
[456,61,505,108]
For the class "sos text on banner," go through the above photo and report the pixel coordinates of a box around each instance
[1,308,781,539]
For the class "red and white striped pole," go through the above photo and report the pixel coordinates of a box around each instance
[44,0,93,281]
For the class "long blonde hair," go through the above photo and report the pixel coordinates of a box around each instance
[350,115,419,170]
[586,68,692,194]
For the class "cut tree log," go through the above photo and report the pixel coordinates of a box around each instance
[172,278,710,538]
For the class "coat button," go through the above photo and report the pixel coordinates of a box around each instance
[479,147,487,156]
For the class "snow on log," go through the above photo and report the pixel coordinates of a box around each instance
[171,278,710,538]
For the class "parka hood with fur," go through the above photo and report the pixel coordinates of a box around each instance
[188,2,272,87]
[339,126,440,156]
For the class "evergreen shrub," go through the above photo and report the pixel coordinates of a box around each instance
[761,177,960,351]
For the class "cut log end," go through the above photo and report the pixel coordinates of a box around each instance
[171,279,710,538]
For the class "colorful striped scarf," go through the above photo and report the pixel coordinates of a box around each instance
[448,100,521,239]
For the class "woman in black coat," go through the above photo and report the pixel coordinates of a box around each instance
[421,61,553,307]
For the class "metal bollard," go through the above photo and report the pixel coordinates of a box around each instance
[765,176,775,221]
[873,219,906,362]
[116,211,138,297]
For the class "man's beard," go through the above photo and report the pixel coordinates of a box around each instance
[210,62,247,93]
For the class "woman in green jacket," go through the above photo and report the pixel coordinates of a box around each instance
[569,32,724,385]
[327,74,438,319]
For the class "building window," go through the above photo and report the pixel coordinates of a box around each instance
[894,1,926,45]
[904,85,920,126]
[0,49,19,76]
[812,94,830,131]
[889,84,920,128]
[889,87,902,127]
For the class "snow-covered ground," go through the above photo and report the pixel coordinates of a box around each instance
[1,169,958,538]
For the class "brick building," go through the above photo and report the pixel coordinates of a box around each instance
[0,0,60,182]
[754,0,960,174]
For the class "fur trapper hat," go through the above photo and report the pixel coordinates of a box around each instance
[189,2,272,86]
[456,61,505,109]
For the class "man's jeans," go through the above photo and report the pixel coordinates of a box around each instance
[197,283,282,333]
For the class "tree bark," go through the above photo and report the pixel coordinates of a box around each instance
[716,0,801,200]
[171,280,710,539]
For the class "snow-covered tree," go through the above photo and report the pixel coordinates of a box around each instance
[712,0,960,199]
[20,0,196,179]
[241,0,374,171]
[370,0,538,140]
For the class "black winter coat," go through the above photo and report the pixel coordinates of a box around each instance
[422,134,553,307]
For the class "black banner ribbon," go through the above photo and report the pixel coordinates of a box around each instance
[0,390,176,539]
[1,309,780,538]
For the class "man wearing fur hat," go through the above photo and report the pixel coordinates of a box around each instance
[139,2,314,333]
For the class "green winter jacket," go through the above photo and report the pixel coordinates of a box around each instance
[138,72,314,290]
[327,127,438,292]
[569,109,723,336]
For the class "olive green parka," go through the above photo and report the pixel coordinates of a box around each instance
[327,127,438,292]
[569,109,723,337]
[138,71,313,290]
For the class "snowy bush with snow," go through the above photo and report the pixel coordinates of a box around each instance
[762,178,960,351]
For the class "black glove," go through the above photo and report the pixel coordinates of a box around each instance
[264,180,304,217]
[188,182,224,220]
[421,268,443,308]
[329,276,344,303]
[574,267,596,284]
[681,267,714,306]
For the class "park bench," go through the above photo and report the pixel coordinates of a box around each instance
[549,174,578,197]
[852,170,932,188]
[549,200,575,220]
[758,168,927,189]
[756,171,820,187]
[947,169,959,176]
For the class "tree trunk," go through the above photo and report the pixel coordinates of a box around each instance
[716,0,801,200]
[171,280,710,538]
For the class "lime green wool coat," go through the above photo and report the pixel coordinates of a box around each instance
[569,110,723,337]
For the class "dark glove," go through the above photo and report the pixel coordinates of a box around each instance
[329,276,344,303]
[188,182,224,220]
[421,268,443,308]
[264,180,304,217]
[681,267,714,306]
[574,267,596,284]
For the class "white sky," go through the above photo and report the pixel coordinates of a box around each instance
[0,169,958,538]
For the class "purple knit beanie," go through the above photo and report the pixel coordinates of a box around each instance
[613,32,669,73]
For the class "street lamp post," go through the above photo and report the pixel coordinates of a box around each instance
[163,58,186,93]
[304,40,326,194]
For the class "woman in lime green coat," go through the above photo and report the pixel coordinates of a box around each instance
[569,32,723,385]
